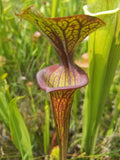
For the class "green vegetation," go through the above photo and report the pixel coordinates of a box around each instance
[0,0,120,160]
[82,0,120,157]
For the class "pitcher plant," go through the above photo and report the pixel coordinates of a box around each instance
[16,6,105,160]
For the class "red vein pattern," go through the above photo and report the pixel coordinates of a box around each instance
[37,64,89,92]
[50,89,75,160]
[36,64,88,160]
[17,6,105,160]
[16,6,105,66]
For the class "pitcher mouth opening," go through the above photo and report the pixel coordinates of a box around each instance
[36,64,89,93]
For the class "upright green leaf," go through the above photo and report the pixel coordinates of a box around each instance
[82,0,120,156]
[9,97,33,160]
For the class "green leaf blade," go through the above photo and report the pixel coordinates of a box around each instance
[0,92,9,130]
[82,1,120,155]
[9,98,33,160]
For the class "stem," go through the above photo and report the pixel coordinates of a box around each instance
[51,0,59,18]
[46,0,60,65]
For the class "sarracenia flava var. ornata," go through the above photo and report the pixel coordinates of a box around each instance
[16,6,105,160]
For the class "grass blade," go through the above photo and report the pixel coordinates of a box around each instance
[9,97,33,160]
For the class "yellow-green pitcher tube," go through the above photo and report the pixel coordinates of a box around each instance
[50,90,75,160]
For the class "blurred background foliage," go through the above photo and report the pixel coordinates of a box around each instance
[0,0,120,159]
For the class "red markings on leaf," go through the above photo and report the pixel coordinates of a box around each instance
[50,90,75,138]
[17,6,105,65]
[37,64,88,91]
